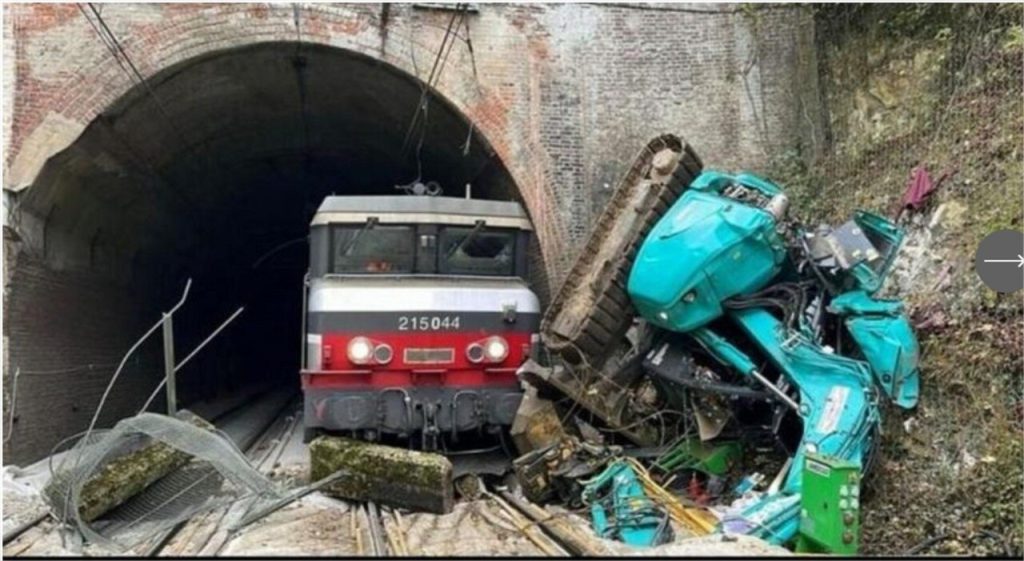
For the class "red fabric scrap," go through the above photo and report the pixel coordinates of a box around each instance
[901,166,935,210]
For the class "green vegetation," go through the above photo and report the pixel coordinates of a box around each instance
[765,4,1023,555]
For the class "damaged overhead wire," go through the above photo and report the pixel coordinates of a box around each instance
[399,3,469,180]
[77,3,197,161]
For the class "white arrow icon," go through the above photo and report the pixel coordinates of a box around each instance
[983,254,1024,268]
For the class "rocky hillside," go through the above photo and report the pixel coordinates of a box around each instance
[766,4,1023,555]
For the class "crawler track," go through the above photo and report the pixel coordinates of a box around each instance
[527,134,703,446]
[542,134,702,362]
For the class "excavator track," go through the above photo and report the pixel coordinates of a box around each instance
[542,134,702,364]
[527,135,703,446]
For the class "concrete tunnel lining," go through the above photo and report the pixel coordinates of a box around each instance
[3,41,532,464]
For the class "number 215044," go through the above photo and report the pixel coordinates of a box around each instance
[398,316,461,331]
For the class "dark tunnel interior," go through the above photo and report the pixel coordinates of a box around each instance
[9,41,522,444]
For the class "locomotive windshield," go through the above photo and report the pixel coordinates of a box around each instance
[312,196,531,278]
[320,223,521,276]
[440,226,516,276]
[332,225,416,273]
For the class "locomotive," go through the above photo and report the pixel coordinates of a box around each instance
[300,194,540,450]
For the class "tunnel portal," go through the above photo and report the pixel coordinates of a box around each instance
[4,42,522,463]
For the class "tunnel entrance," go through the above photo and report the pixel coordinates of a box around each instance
[4,42,523,463]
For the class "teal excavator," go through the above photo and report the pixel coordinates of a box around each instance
[523,135,920,551]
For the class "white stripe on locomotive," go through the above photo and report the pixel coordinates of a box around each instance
[308,278,540,314]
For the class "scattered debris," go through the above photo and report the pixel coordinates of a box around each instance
[900,166,937,212]
[454,474,484,500]
[624,457,717,536]
[509,387,566,455]
[896,165,957,221]
[43,411,215,523]
[903,417,918,433]
[581,460,673,547]
[39,409,285,553]
[653,437,741,478]
[496,489,616,556]
[512,134,922,554]
[513,436,618,506]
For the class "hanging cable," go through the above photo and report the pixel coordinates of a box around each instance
[413,4,469,177]
[80,3,196,157]
[398,4,468,168]
[75,3,208,229]
[461,11,481,157]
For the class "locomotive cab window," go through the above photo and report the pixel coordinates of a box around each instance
[331,224,415,273]
[439,226,516,276]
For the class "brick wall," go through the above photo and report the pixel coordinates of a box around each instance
[3,2,821,280]
[3,237,161,463]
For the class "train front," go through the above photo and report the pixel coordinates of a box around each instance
[301,196,539,450]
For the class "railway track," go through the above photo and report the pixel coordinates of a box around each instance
[154,392,301,556]
[354,479,593,557]
[5,397,609,558]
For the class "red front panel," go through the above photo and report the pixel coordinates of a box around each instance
[302,330,532,389]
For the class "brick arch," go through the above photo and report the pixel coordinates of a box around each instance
[7,3,564,290]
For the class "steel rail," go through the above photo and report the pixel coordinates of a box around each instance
[145,395,300,557]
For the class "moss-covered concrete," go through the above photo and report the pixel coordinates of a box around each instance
[309,436,454,514]
[43,414,214,523]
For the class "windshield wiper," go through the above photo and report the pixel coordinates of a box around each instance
[447,220,487,259]
[341,217,379,256]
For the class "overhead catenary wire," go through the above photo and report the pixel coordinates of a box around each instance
[78,4,197,160]
[75,2,209,229]
[400,5,462,150]
[399,3,470,179]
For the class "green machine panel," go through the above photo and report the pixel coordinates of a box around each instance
[796,453,861,555]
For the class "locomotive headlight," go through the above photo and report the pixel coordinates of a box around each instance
[347,337,373,364]
[373,343,393,364]
[466,343,485,363]
[483,336,509,363]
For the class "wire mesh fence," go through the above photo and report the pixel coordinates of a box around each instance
[41,410,286,553]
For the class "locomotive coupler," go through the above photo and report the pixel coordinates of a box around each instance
[420,401,442,451]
